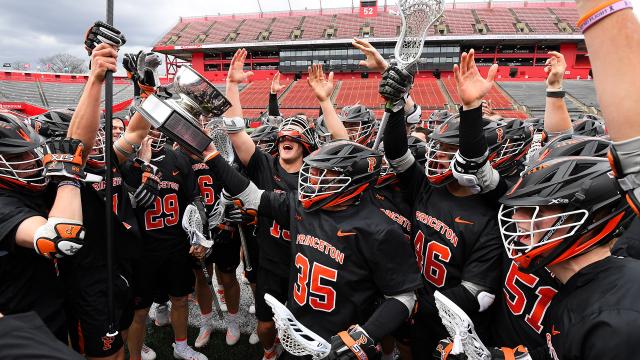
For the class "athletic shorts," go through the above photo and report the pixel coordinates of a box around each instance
[132,249,195,310]
[64,267,131,358]
[255,266,290,322]
[198,228,241,274]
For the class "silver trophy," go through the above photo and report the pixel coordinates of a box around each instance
[136,65,231,155]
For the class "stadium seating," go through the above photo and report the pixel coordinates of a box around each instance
[511,8,558,33]
[334,79,384,108]
[301,14,336,39]
[270,16,303,40]
[279,80,327,108]
[441,9,476,35]
[410,80,448,109]
[442,78,513,109]
[498,81,590,112]
[563,80,599,108]
[40,82,84,108]
[0,80,46,107]
[474,8,517,34]
[552,7,579,26]
[240,80,289,109]
[236,17,274,42]
[365,11,399,38]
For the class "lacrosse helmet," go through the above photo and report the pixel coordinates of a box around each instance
[491,119,534,176]
[251,124,279,156]
[533,135,611,166]
[29,108,74,138]
[572,115,606,137]
[499,156,633,273]
[339,105,376,145]
[424,110,452,131]
[299,140,382,211]
[314,115,332,146]
[276,116,317,155]
[0,113,48,192]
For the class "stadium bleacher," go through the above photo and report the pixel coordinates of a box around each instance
[40,82,84,108]
[511,8,559,33]
[0,80,46,107]
[334,79,383,108]
[441,9,476,35]
[563,80,599,108]
[240,80,288,109]
[280,80,331,108]
[410,80,448,109]
[474,8,517,34]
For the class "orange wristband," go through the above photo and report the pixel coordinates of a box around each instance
[577,0,619,27]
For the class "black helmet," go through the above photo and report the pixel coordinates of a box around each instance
[29,108,74,138]
[298,140,382,211]
[426,115,507,185]
[251,124,279,155]
[499,156,633,273]
[572,115,606,137]
[533,135,611,166]
[339,105,375,145]
[491,119,533,176]
[0,113,48,191]
[277,116,317,155]
[314,115,332,146]
[424,110,452,131]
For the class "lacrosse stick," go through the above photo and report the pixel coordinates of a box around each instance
[264,294,331,359]
[372,0,445,150]
[182,204,223,320]
[237,226,252,272]
[434,290,491,360]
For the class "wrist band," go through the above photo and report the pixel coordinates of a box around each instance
[546,90,566,98]
[578,0,633,32]
[58,180,81,188]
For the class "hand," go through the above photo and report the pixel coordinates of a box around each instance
[453,49,498,110]
[544,51,566,89]
[379,64,414,107]
[84,20,126,56]
[271,72,286,94]
[123,51,161,98]
[307,64,335,102]
[132,158,161,208]
[43,137,87,181]
[90,43,118,84]
[327,325,379,360]
[189,244,208,260]
[137,136,153,163]
[434,338,531,360]
[227,48,254,84]
[224,201,257,225]
[352,38,389,73]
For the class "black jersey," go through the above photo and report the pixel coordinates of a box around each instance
[372,186,412,235]
[0,189,67,342]
[127,148,198,254]
[611,218,640,258]
[398,163,503,297]
[544,256,640,360]
[490,256,559,349]
[259,190,423,340]
[246,149,298,276]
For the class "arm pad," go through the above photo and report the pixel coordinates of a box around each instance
[33,218,85,259]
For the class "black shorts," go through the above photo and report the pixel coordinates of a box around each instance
[255,266,290,322]
[132,249,195,310]
[200,228,241,274]
[64,268,131,358]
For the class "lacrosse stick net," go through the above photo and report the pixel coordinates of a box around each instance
[206,117,235,164]
[434,291,491,360]
[182,204,214,248]
[264,294,331,360]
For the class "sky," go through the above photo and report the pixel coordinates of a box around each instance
[0,0,639,75]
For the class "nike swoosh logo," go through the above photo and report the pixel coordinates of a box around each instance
[454,216,474,225]
[337,229,356,236]
[552,326,560,335]
[172,171,179,176]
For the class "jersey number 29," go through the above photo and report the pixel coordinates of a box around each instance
[293,254,337,312]
[144,193,179,230]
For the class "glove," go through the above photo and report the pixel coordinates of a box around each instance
[434,338,531,360]
[34,219,86,259]
[451,151,499,194]
[122,51,161,98]
[84,21,126,56]
[379,62,415,111]
[608,137,640,217]
[327,325,380,360]
[132,158,161,208]
[224,201,257,225]
[43,137,87,181]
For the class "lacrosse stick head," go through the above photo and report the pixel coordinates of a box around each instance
[206,117,235,164]
[182,204,214,248]
[395,0,445,69]
[208,197,226,230]
[434,291,491,360]
[264,294,331,360]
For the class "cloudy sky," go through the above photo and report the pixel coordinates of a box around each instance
[1,0,639,75]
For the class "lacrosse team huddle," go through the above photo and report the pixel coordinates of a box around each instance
[2,0,640,359]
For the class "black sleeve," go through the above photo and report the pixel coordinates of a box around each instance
[268,93,280,116]
[382,109,408,161]
[362,297,411,342]
[0,195,43,252]
[205,154,251,197]
[257,191,291,229]
[569,310,640,360]
[461,215,503,291]
[480,176,509,206]
[245,149,272,184]
[396,162,428,204]
[458,105,487,159]
[179,154,199,203]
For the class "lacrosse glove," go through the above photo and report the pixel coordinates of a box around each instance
[43,137,87,182]
[327,325,380,360]
[84,21,126,56]
[132,158,161,208]
[434,338,531,360]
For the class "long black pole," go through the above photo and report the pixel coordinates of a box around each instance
[104,0,117,337]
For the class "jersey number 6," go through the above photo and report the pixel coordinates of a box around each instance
[293,253,337,312]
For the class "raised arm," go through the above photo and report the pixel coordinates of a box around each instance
[67,44,117,161]
[225,48,256,167]
[307,64,348,140]
[543,51,572,136]
[268,72,285,116]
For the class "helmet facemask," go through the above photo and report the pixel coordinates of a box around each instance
[425,139,457,185]
[87,127,106,168]
[0,148,48,190]
[298,165,352,209]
